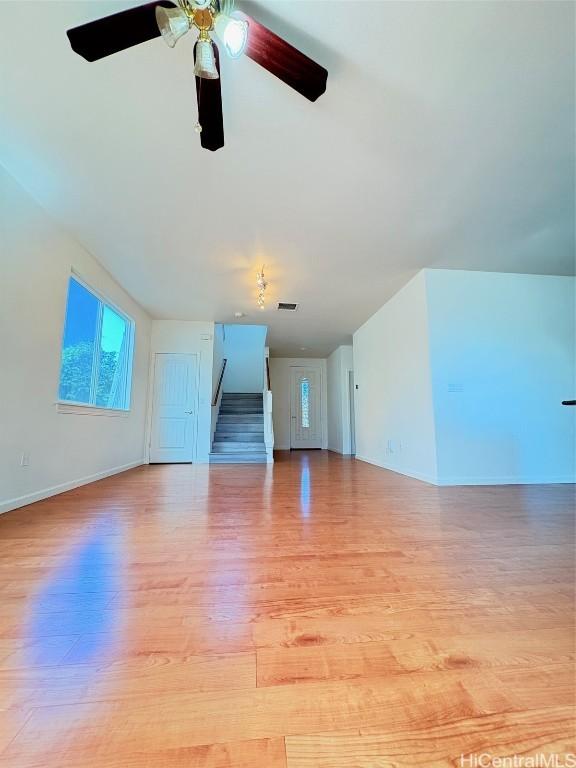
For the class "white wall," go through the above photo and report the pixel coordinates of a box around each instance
[147,321,215,463]
[327,345,354,454]
[0,166,152,513]
[353,272,439,483]
[353,268,576,486]
[222,324,267,393]
[426,270,576,484]
[269,358,328,450]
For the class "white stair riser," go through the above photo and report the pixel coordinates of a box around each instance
[218,428,263,433]
[209,456,267,464]
[220,408,263,413]
[218,416,263,422]
[212,445,266,452]
[216,426,263,432]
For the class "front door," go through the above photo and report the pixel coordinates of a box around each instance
[150,353,198,463]
[290,367,322,449]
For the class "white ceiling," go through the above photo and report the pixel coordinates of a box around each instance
[1,1,574,356]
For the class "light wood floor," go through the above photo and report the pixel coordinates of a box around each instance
[0,451,574,767]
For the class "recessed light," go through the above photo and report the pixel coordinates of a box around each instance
[300,347,307,351]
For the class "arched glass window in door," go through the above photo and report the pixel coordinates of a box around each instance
[300,378,310,428]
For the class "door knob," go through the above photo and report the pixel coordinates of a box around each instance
[184,410,193,414]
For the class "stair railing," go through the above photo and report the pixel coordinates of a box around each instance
[212,358,227,407]
[211,358,227,448]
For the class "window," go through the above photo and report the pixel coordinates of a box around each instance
[58,276,134,410]
[300,378,310,428]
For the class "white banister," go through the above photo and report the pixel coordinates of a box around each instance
[263,388,274,463]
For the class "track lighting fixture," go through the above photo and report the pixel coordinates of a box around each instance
[257,267,267,310]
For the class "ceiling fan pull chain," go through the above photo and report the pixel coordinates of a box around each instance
[195,77,203,133]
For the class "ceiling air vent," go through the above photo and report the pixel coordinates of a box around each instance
[277,302,298,311]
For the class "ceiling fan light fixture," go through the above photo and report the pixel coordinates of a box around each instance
[155,6,190,48]
[194,37,220,79]
[66,0,328,153]
[214,13,248,59]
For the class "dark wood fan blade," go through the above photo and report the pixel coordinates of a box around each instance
[237,12,327,102]
[194,43,225,152]
[67,1,176,62]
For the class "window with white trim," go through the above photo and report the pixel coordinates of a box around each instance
[58,276,135,410]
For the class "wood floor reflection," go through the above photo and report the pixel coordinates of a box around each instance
[0,451,574,767]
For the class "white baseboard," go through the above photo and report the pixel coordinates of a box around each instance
[355,455,576,487]
[0,460,146,515]
[437,474,576,486]
[355,455,438,485]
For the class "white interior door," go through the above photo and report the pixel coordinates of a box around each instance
[150,353,198,463]
[290,367,322,449]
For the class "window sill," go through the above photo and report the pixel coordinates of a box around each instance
[56,402,130,417]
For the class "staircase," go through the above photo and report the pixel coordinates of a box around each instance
[209,393,268,464]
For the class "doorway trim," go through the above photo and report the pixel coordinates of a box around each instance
[348,368,356,456]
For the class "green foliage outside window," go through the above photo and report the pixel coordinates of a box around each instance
[59,341,119,406]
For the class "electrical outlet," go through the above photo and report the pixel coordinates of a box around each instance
[20,452,29,467]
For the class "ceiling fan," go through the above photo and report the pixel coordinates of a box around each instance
[66,0,328,152]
